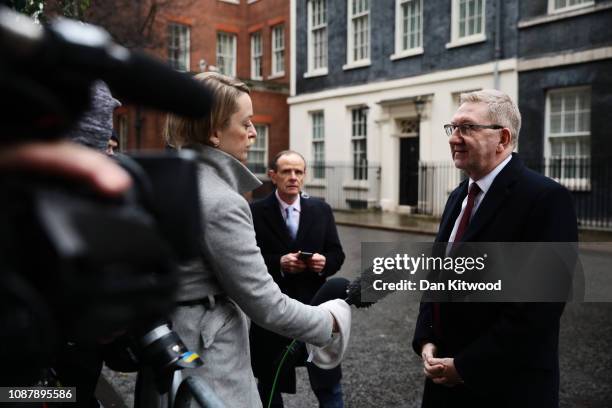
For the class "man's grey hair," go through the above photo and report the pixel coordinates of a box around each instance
[269,150,307,171]
[460,89,521,147]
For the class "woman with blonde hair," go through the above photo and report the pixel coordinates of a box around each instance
[160,72,349,407]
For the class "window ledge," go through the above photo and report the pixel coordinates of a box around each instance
[343,180,369,190]
[390,47,424,61]
[218,0,240,4]
[342,59,371,71]
[305,180,327,188]
[251,75,263,81]
[445,34,487,49]
[518,2,611,28]
[268,72,285,79]
[304,68,328,78]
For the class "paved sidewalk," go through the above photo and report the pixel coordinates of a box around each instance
[333,210,439,235]
[333,209,612,246]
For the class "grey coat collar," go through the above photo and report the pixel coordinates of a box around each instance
[189,144,262,194]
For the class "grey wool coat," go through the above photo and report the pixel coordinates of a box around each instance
[160,146,334,407]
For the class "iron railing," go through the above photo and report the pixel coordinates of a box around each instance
[302,160,611,230]
[303,163,381,210]
[417,159,612,230]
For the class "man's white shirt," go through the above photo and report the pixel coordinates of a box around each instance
[448,154,513,243]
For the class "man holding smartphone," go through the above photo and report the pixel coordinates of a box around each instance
[250,150,346,408]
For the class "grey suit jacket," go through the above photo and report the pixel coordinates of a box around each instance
[168,145,333,407]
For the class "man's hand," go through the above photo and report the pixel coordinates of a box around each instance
[421,343,444,379]
[307,253,326,274]
[0,141,131,196]
[280,252,307,274]
[427,356,463,387]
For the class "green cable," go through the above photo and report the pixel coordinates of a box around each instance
[267,339,297,408]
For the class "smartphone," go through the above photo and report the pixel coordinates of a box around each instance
[298,251,314,261]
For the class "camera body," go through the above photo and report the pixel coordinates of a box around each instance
[0,6,211,384]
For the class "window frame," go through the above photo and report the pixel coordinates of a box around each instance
[271,25,285,77]
[392,0,424,60]
[250,31,263,80]
[544,86,591,190]
[446,0,486,49]
[344,0,371,70]
[350,106,368,181]
[217,31,237,77]
[311,111,326,179]
[247,124,269,175]
[306,0,329,77]
[167,22,190,71]
[548,0,594,14]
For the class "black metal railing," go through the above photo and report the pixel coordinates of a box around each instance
[304,163,381,210]
[417,159,612,230]
[526,158,612,230]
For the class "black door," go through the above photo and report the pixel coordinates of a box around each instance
[399,137,419,206]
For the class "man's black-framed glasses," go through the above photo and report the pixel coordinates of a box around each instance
[444,123,504,137]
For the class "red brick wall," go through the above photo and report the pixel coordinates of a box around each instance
[244,0,290,83]
[109,0,290,154]
[251,89,288,164]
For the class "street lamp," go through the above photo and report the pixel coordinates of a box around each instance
[414,97,426,119]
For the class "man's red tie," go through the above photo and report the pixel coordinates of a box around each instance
[453,182,482,244]
[433,182,481,338]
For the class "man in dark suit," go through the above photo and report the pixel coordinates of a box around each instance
[250,150,346,408]
[413,89,578,408]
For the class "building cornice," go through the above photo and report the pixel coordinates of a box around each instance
[518,46,612,72]
[288,59,517,105]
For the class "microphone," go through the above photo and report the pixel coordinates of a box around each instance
[345,276,378,308]
[310,277,350,306]
[275,277,377,370]
[278,278,351,367]
[310,277,379,309]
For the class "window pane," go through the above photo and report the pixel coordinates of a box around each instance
[546,88,591,183]
[551,138,562,156]
[312,112,325,178]
[350,0,369,62]
[550,113,562,134]
[564,111,576,133]
[565,92,577,112]
[217,32,236,76]
[565,138,576,156]
[168,23,190,71]
[247,125,268,174]
[351,107,367,180]
[579,111,590,132]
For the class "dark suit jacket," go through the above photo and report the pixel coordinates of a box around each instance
[249,192,345,392]
[413,154,578,408]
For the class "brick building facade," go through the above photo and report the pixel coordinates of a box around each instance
[109,0,290,195]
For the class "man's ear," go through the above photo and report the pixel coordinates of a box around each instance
[268,169,276,184]
[497,128,511,152]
